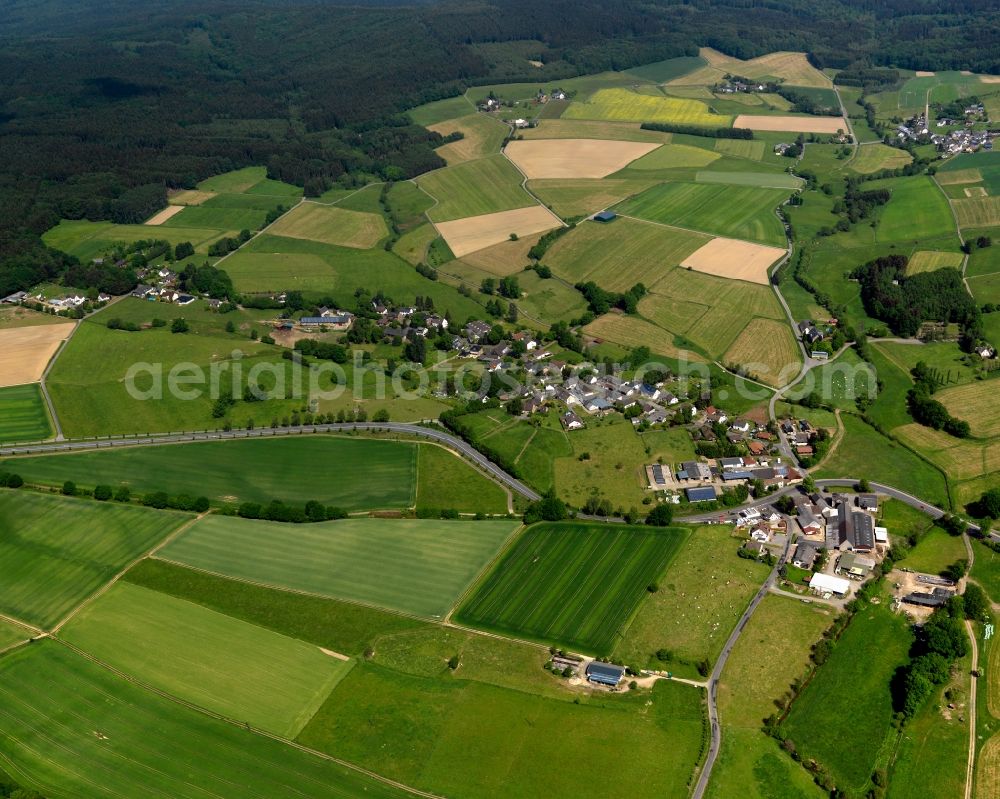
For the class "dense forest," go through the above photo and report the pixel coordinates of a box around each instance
[2,0,1000,295]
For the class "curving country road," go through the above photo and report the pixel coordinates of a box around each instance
[691,519,794,799]
[0,422,543,502]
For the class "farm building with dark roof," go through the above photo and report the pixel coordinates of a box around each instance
[686,486,717,503]
[586,661,625,686]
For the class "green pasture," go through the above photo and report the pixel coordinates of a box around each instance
[61,582,351,737]
[972,540,1000,604]
[527,177,657,219]
[615,525,771,678]
[0,641,408,798]
[706,727,827,799]
[0,384,51,442]
[874,175,960,244]
[231,234,485,318]
[42,219,229,262]
[886,648,971,799]
[782,604,912,794]
[544,216,708,292]
[408,95,476,126]
[45,310,301,437]
[5,435,420,511]
[416,443,509,514]
[124,558,428,657]
[899,526,968,576]
[0,490,185,628]
[164,204,269,231]
[787,348,876,410]
[695,170,803,189]
[625,56,707,83]
[615,182,789,246]
[815,414,949,508]
[456,522,689,655]
[158,514,520,618]
[717,594,833,729]
[418,154,536,222]
[301,661,705,798]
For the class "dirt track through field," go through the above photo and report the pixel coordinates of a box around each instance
[681,237,785,285]
[504,139,660,179]
[144,205,186,225]
[434,206,562,257]
[734,114,848,133]
[0,323,76,387]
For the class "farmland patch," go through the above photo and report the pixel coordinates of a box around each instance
[266,203,388,248]
[681,237,786,284]
[733,115,848,133]
[0,322,75,387]
[456,522,690,654]
[434,205,561,257]
[158,515,519,618]
[504,138,661,179]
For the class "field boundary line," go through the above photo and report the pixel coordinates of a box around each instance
[0,613,43,638]
[443,523,526,624]
[48,637,445,799]
[931,173,973,295]
[146,555,447,624]
[211,197,305,269]
[499,148,570,227]
[512,427,537,464]
[49,510,205,635]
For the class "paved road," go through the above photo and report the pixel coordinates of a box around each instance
[0,422,543,502]
[964,618,979,799]
[691,518,794,799]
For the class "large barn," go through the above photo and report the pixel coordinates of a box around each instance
[586,661,625,687]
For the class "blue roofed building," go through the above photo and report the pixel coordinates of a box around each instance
[686,486,717,502]
[593,210,617,222]
[586,661,625,686]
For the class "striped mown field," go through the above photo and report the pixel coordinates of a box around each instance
[61,582,352,737]
[157,515,520,619]
[455,522,689,654]
[0,490,187,628]
[0,384,51,442]
[0,641,410,799]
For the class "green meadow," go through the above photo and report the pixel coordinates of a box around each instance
[782,605,912,794]
[0,641,408,799]
[6,436,419,510]
[614,181,789,246]
[456,522,689,654]
[299,661,707,799]
[61,582,352,737]
[0,384,51,442]
[228,234,485,317]
[158,515,520,618]
[418,154,536,222]
[0,490,186,628]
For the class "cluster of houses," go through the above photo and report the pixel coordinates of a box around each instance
[2,290,111,310]
[898,110,996,153]
[933,126,995,155]
[714,77,768,94]
[131,267,196,305]
[780,418,822,459]
[661,452,803,506]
